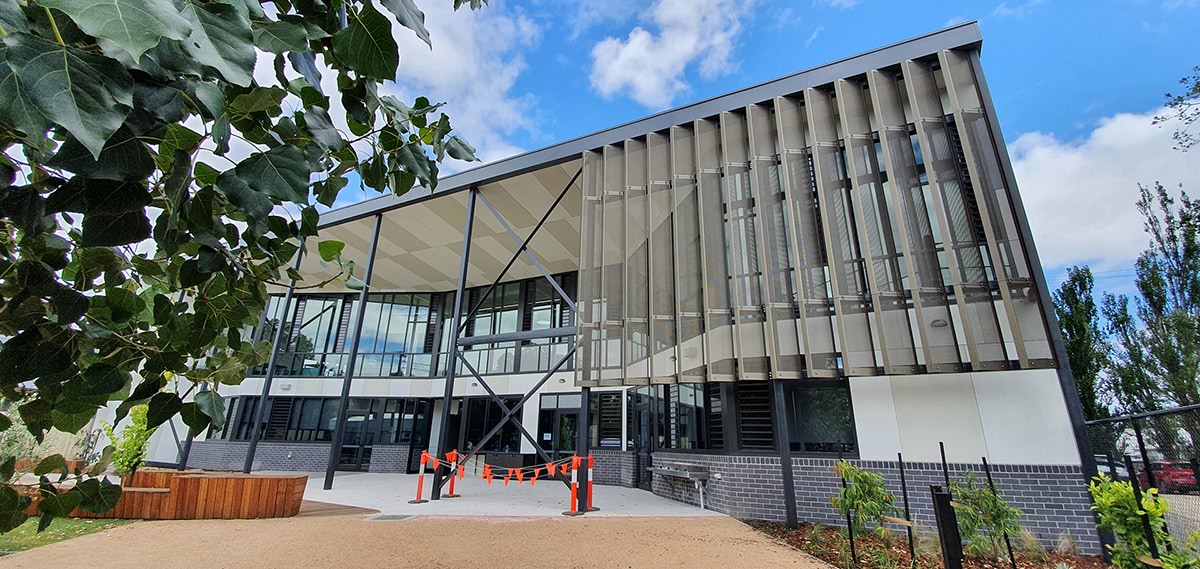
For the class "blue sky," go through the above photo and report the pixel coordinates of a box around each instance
[358,0,1200,297]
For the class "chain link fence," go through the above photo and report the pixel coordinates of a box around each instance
[1086,404,1200,542]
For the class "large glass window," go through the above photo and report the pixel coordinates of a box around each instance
[783,380,857,456]
[588,392,622,448]
[460,396,523,453]
[224,396,432,445]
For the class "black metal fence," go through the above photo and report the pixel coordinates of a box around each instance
[1086,404,1200,550]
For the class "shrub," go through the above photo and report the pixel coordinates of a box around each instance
[102,405,155,478]
[950,471,1022,560]
[1020,528,1049,563]
[831,459,899,542]
[1089,473,1200,569]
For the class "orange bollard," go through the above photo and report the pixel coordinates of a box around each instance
[409,451,430,504]
[586,452,599,512]
[563,455,583,516]
[443,449,461,498]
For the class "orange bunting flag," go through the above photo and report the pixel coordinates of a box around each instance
[560,462,570,476]
[431,458,441,471]
[530,468,539,487]
[505,469,514,486]
[420,451,430,465]
[459,464,466,480]
[572,455,581,470]
[447,450,457,463]
[516,469,525,484]
[588,453,595,469]
[482,464,492,480]
[545,462,555,476]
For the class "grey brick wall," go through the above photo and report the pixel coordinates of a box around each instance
[652,452,1100,554]
[368,444,412,473]
[188,440,330,472]
[591,448,636,487]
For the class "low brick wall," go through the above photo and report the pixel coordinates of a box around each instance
[187,440,331,472]
[368,444,413,473]
[591,448,636,487]
[651,452,1099,554]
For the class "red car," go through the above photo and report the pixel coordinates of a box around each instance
[1136,462,1198,493]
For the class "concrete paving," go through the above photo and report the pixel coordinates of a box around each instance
[300,472,725,518]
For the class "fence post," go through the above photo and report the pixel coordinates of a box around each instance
[840,469,858,566]
[1124,454,1161,561]
[898,453,916,569]
[939,441,952,491]
[931,485,964,569]
[982,457,1017,569]
[1131,419,1158,489]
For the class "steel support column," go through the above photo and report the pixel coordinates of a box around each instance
[176,383,207,471]
[430,188,478,500]
[772,380,798,528]
[323,213,383,490]
[243,243,306,473]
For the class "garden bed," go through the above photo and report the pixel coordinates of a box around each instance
[749,521,1107,569]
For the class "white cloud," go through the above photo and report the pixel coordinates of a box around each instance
[588,0,755,109]
[818,0,859,8]
[1011,108,1197,274]
[387,2,541,165]
[805,25,824,48]
[993,0,1044,18]
[568,0,640,38]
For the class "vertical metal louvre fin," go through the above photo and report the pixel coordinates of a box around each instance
[834,78,920,374]
[902,58,1009,371]
[939,49,1054,368]
[648,131,679,383]
[625,138,651,383]
[774,95,839,378]
[671,125,708,382]
[576,151,604,386]
[805,87,879,376]
[600,144,628,385]
[720,110,769,380]
[696,118,737,381]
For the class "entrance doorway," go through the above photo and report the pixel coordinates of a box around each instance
[337,399,382,471]
[630,387,655,490]
[539,393,581,459]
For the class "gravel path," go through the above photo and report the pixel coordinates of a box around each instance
[0,502,830,568]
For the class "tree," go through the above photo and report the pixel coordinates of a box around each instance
[1154,65,1199,151]
[1052,265,1112,421]
[0,0,485,532]
[1102,183,1200,457]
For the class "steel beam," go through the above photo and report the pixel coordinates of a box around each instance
[243,243,305,473]
[772,380,798,528]
[323,213,383,490]
[457,326,577,347]
[475,190,578,313]
[430,188,478,500]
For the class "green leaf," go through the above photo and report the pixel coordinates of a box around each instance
[0,46,52,145]
[179,401,210,434]
[178,0,255,87]
[287,51,322,90]
[34,454,67,476]
[315,175,349,208]
[317,240,345,262]
[230,86,286,115]
[446,135,479,162]
[38,0,191,60]
[332,3,399,81]
[79,180,152,247]
[234,146,310,203]
[194,162,220,187]
[252,18,310,53]
[38,484,82,517]
[0,412,10,433]
[395,144,437,191]
[0,455,13,481]
[75,478,122,514]
[0,486,30,533]
[51,408,96,435]
[104,287,145,322]
[46,125,154,181]
[49,287,89,324]
[379,0,431,47]
[194,390,225,432]
[0,1,30,34]
[304,107,342,151]
[145,391,181,429]
[5,32,133,158]
[156,124,202,169]
[216,171,270,220]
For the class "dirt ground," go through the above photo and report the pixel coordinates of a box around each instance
[0,502,830,568]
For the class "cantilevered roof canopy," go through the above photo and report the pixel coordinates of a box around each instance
[296,160,581,292]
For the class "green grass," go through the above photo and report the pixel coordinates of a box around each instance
[0,518,135,553]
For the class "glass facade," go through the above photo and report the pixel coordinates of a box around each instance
[251,273,575,379]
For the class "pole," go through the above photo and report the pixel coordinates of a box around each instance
[898,453,916,569]
[1125,454,1161,561]
[576,386,591,513]
[772,380,799,528]
[176,383,208,471]
[244,242,305,473]
[940,441,952,491]
[982,457,1017,569]
[1132,419,1158,489]
[430,188,477,500]
[323,214,383,490]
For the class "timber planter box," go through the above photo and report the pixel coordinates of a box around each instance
[24,468,308,520]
